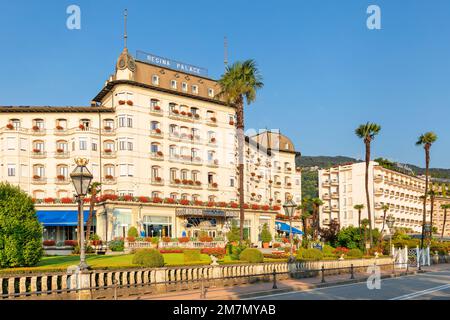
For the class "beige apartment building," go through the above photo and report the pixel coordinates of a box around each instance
[318,161,429,233]
[0,47,301,244]
[433,196,450,238]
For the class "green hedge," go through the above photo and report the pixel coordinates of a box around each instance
[132,249,164,267]
[346,248,363,258]
[239,248,264,263]
[296,248,323,261]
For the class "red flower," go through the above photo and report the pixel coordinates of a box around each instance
[44,197,54,204]
[56,125,64,130]
[138,196,149,203]
[154,105,161,111]
[262,205,270,211]
[43,240,56,246]
[273,205,281,211]
[127,100,133,106]
[78,124,85,130]
[61,197,73,204]
[165,198,176,204]
[152,197,163,203]
[118,100,126,105]
[32,125,40,131]
[178,237,190,243]
[123,195,134,202]
[230,202,239,208]
[64,240,77,247]
[6,123,14,130]
[180,199,190,205]
[251,204,260,210]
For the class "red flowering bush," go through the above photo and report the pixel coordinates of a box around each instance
[126,236,136,242]
[251,204,260,210]
[194,200,203,206]
[99,194,118,202]
[152,197,163,203]
[273,205,281,211]
[160,249,183,254]
[162,236,172,243]
[207,201,215,207]
[138,196,149,203]
[43,240,56,246]
[92,240,102,246]
[180,199,190,205]
[230,202,239,208]
[243,204,250,209]
[64,240,77,247]
[61,197,73,204]
[165,198,176,204]
[123,195,134,202]
[178,237,190,243]
[199,235,213,242]
[44,197,54,204]
[118,100,126,105]
[201,248,226,258]
[333,247,349,256]
[262,205,270,211]
[127,100,133,106]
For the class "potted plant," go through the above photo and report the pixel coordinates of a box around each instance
[56,148,64,153]
[229,120,235,125]
[118,100,126,105]
[78,124,85,130]
[104,148,112,153]
[260,223,272,248]
[56,125,64,130]
[56,175,65,181]
[155,128,162,134]
[6,123,14,130]
[210,117,217,122]
[104,125,112,131]
[154,105,161,111]
[32,125,40,131]
[127,100,133,106]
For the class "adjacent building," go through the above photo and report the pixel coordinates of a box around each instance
[0,47,301,244]
[318,161,429,233]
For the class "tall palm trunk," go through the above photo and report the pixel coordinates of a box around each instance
[364,140,373,248]
[85,188,97,241]
[441,207,447,242]
[236,96,245,242]
[429,191,435,238]
[421,146,430,249]
[358,209,362,246]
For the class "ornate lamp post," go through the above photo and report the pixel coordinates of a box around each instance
[283,196,297,261]
[70,158,93,270]
[386,214,395,256]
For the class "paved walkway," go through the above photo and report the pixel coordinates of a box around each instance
[130,264,448,300]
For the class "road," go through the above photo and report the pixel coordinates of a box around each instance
[251,269,450,300]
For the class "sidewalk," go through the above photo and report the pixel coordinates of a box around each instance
[131,264,449,300]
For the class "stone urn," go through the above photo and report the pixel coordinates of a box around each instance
[338,254,345,261]
[432,251,440,264]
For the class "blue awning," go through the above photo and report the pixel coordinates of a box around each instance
[36,210,93,227]
[275,221,303,235]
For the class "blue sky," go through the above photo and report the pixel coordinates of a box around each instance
[0,1,449,168]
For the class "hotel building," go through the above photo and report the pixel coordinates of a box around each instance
[0,47,301,244]
[318,161,429,233]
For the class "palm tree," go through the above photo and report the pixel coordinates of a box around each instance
[311,198,324,240]
[85,182,101,241]
[428,184,436,237]
[361,218,370,253]
[416,131,438,249]
[354,204,365,244]
[217,60,263,241]
[355,122,381,249]
[440,204,450,241]
[380,204,390,234]
[299,197,311,237]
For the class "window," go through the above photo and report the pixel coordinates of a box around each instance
[118,115,133,128]
[192,171,199,182]
[152,75,159,85]
[181,170,188,180]
[230,176,235,187]
[33,165,45,178]
[119,164,134,177]
[7,164,16,177]
[192,85,198,94]
[182,82,188,92]
[150,143,160,153]
[79,138,87,151]
[151,191,161,198]
[118,138,133,151]
[80,119,91,129]
[150,121,159,131]
[56,119,67,129]
[170,168,178,182]
[208,88,214,97]
[104,119,114,130]
[33,140,44,152]
[33,119,44,129]
[171,80,177,89]
[20,164,28,177]
[92,138,98,151]
[57,165,69,178]
[6,137,16,150]
[151,166,160,179]
[104,164,115,177]
[20,138,27,151]
[10,119,21,129]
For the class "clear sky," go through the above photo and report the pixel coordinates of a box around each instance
[0,1,449,168]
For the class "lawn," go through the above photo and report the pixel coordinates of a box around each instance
[0,253,212,275]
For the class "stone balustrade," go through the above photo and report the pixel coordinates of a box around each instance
[127,241,226,250]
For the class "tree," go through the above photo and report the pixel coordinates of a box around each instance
[299,197,312,237]
[441,204,450,241]
[85,182,101,241]
[354,204,364,243]
[380,204,390,235]
[428,184,436,237]
[355,122,381,248]
[0,183,43,267]
[416,131,438,249]
[319,218,340,247]
[260,223,272,243]
[361,218,370,253]
[217,60,264,242]
[336,226,362,249]
[311,198,324,240]
[227,220,240,242]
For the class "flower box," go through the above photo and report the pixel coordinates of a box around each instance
[61,197,73,204]
[64,240,78,247]
[155,128,162,134]
[32,125,40,131]
[104,126,112,130]
[153,105,161,111]
[273,205,281,211]
[154,177,162,182]
[118,100,126,105]
[157,151,164,157]
[104,149,112,153]
[123,195,134,202]
[229,121,235,125]
[56,125,64,130]
[174,179,181,184]
[180,111,187,116]
[43,240,56,246]
[105,175,114,180]
[33,148,42,153]
[152,197,163,203]
[57,175,66,181]
[210,117,217,122]
[56,148,65,153]
[127,100,133,106]
[187,112,192,117]
[165,198,176,204]
[180,199,190,205]
[212,183,218,188]
[33,175,41,180]
[210,138,216,143]
[194,181,201,186]
[251,204,260,210]
[44,197,55,204]
[6,123,14,130]
[172,110,179,114]
[230,202,239,208]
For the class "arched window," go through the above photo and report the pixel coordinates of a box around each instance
[33,140,45,152]
[33,190,45,199]
[56,164,69,179]
[33,118,44,130]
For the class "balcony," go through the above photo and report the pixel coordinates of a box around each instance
[168,132,181,142]
[150,177,164,186]
[331,192,339,199]
[273,182,282,188]
[31,150,47,159]
[331,205,339,212]
[208,183,219,191]
[331,179,339,186]
[322,193,330,200]
[32,177,47,185]
[284,167,292,174]
[150,129,164,139]
[150,106,163,116]
[207,138,218,147]
[374,174,383,182]
[150,152,164,161]
[54,127,69,136]
[323,207,331,213]
[322,180,330,187]
[102,150,117,158]
[374,188,383,196]
[322,218,330,225]
[207,159,219,168]
[55,150,70,159]
[103,176,117,185]
[55,176,70,185]
[285,183,292,189]
[206,118,218,127]
[102,127,115,136]
[31,128,46,136]
[178,111,195,123]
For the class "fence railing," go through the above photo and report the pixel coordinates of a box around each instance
[0,258,404,300]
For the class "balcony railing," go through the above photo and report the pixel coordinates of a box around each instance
[55,177,70,185]
[103,176,117,185]
[150,152,164,160]
[151,178,164,186]
[150,130,163,138]
[32,177,47,184]
[55,151,70,159]
[102,150,117,158]
[31,151,47,158]
[31,128,46,135]
[150,106,163,115]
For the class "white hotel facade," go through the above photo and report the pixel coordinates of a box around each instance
[0,47,301,244]
[318,161,429,233]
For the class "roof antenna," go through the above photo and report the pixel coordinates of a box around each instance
[124,9,128,49]
[224,36,228,70]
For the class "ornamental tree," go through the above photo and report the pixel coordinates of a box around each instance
[0,183,43,267]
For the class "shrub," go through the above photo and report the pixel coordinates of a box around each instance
[132,249,164,267]
[296,248,323,261]
[64,240,77,247]
[260,223,272,243]
[227,220,240,242]
[43,240,56,246]
[183,249,201,262]
[108,240,124,252]
[333,247,349,256]
[322,245,337,258]
[346,248,363,258]
[72,245,94,254]
[162,236,172,243]
[159,249,183,254]
[231,244,248,260]
[127,226,138,238]
[199,235,213,242]
[126,236,136,243]
[201,248,226,258]
[239,248,264,263]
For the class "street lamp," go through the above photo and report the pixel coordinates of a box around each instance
[70,158,93,270]
[386,214,395,256]
[283,196,297,261]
